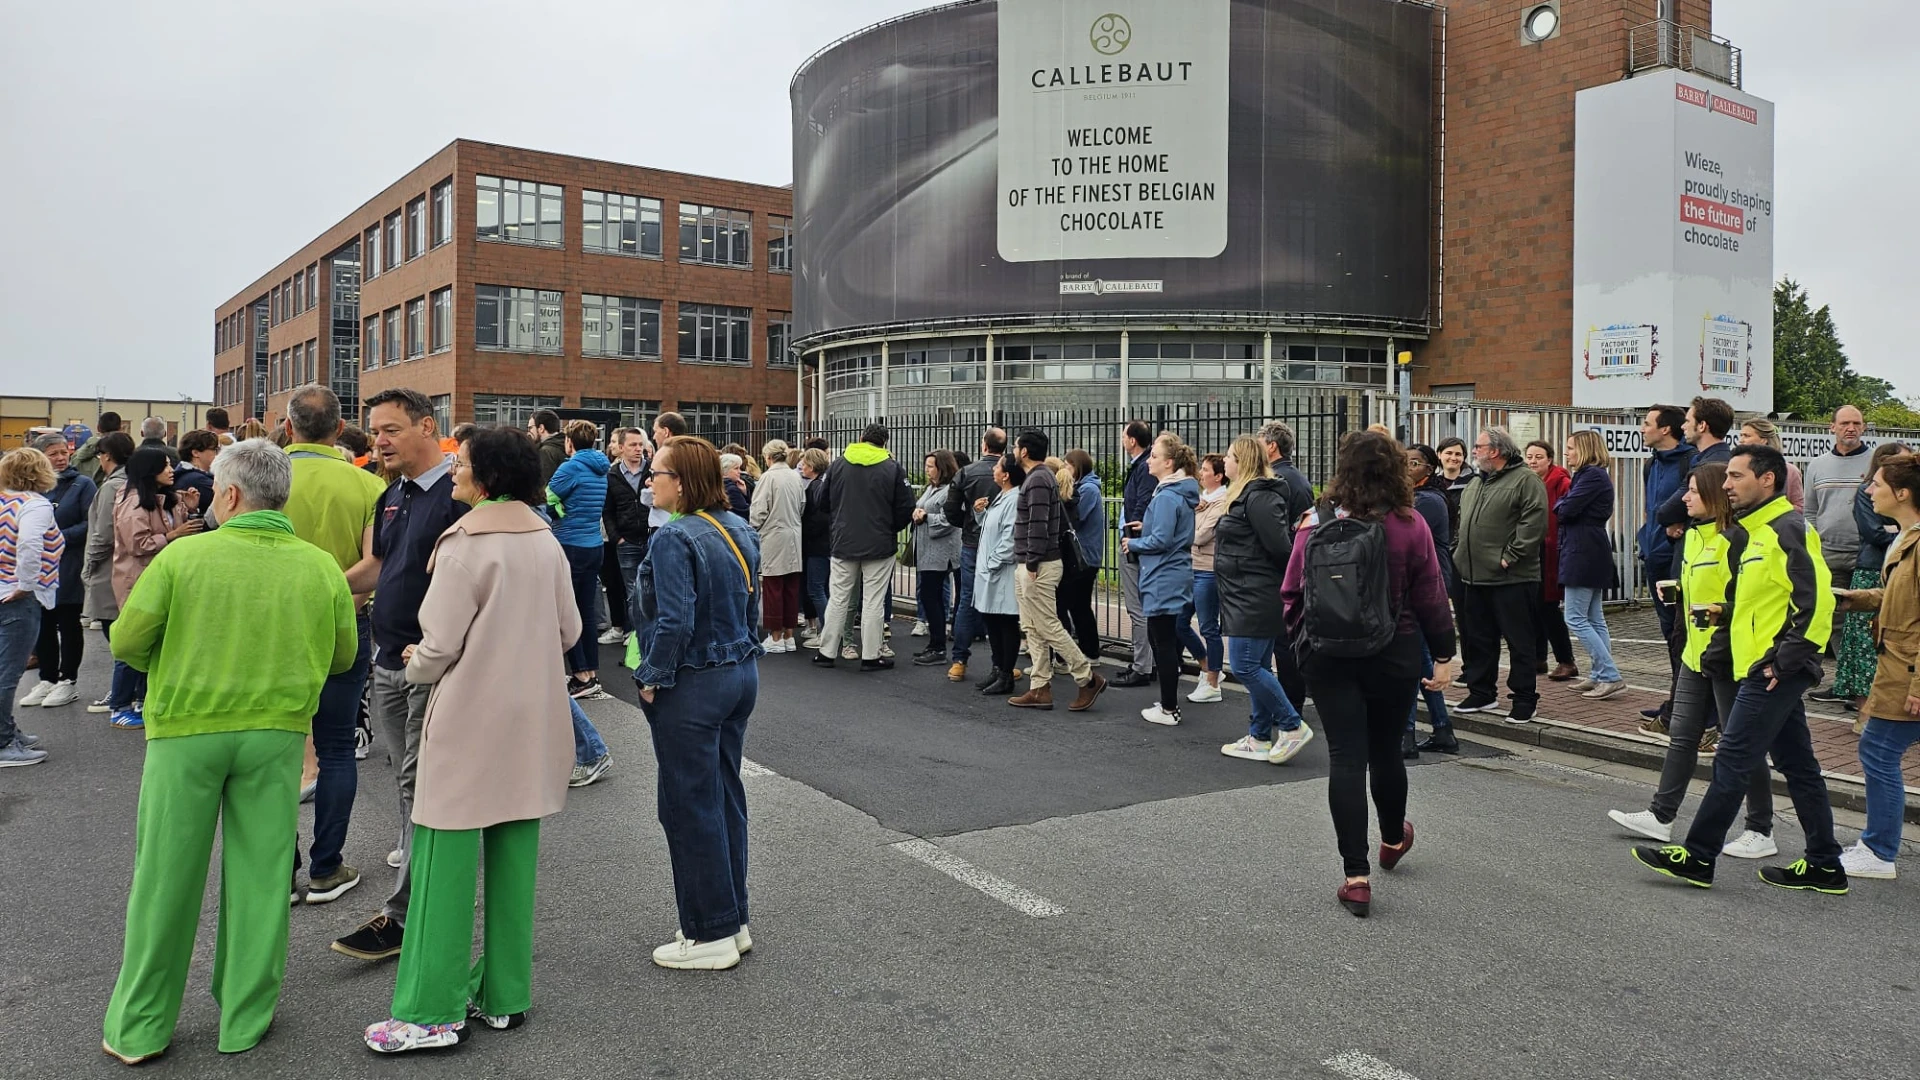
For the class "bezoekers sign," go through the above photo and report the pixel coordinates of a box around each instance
[998,1,1231,262]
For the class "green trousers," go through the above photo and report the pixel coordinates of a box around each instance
[390,818,542,1025]
[103,729,304,1057]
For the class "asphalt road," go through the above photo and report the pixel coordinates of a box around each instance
[3,620,1916,1080]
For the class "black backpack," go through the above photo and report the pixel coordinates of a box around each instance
[1298,504,1396,658]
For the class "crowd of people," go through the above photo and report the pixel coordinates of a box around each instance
[2,388,1917,1062]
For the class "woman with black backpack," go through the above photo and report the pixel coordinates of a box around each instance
[1282,431,1456,918]
[1214,436,1312,765]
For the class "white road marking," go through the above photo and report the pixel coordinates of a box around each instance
[889,838,1066,918]
[740,758,775,778]
[1324,1050,1424,1080]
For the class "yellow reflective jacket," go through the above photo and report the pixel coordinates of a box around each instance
[1725,496,1833,682]
[1678,521,1733,674]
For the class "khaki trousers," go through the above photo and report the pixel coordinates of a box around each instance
[1016,558,1091,686]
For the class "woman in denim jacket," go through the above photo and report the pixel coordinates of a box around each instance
[633,436,764,972]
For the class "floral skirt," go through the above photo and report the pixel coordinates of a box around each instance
[1830,567,1881,699]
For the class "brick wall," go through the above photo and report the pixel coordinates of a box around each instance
[1416,0,1713,404]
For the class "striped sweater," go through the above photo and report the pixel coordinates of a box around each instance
[0,491,63,608]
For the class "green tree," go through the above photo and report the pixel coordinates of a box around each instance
[1772,277,1914,424]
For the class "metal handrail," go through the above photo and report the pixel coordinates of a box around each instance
[1628,19,1742,89]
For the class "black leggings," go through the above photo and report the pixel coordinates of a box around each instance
[1056,565,1102,661]
[35,602,85,683]
[984,612,1022,675]
[1307,649,1421,878]
[1534,593,1574,667]
[1147,613,1184,712]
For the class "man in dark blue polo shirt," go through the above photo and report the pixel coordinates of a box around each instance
[331,387,466,963]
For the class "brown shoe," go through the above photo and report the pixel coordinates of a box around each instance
[947,661,967,682]
[1548,663,1579,682]
[1068,672,1107,712]
[1008,686,1054,710]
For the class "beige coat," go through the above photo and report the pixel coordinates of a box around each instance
[1859,524,1920,723]
[749,461,805,577]
[406,501,583,831]
[111,486,174,608]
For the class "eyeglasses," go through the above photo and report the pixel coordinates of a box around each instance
[649,469,679,480]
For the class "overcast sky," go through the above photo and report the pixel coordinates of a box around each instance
[0,0,1908,404]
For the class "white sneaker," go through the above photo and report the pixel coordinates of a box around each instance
[1220,735,1273,761]
[40,680,78,707]
[842,644,860,661]
[598,627,627,646]
[1721,830,1778,860]
[1568,678,1596,693]
[1187,680,1222,704]
[387,848,405,869]
[1608,808,1672,843]
[800,634,822,650]
[880,643,895,659]
[1583,681,1627,700]
[1840,841,1898,880]
[677,925,752,954]
[652,934,741,970]
[910,620,928,637]
[1268,723,1315,764]
[18,681,54,707]
[760,636,778,652]
[1140,704,1182,726]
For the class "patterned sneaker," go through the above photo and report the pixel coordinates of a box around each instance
[109,708,144,730]
[1268,723,1316,764]
[569,752,612,788]
[467,1002,528,1031]
[363,1019,463,1053]
[1696,727,1719,756]
[1220,735,1274,761]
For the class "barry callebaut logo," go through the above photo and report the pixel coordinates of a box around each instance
[1030,10,1195,88]
[1090,13,1131,55]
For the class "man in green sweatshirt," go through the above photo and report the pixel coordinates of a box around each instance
[101,439,357,1065]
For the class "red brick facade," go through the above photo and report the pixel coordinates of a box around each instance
[1414,0,1714,403]
[213,139,795,431]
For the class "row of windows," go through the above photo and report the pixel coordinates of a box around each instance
[267,339,320,395]
[822,339,1392,393]
[365,179,454,282]
[477,173,790,272]
[467,396,794,445]
[364,288,453,370]
[214,368,250,411]
[466,284,793,365]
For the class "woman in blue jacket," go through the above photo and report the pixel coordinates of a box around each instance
[1123,433,1200,727]
[1055,449,1107,661]
[1557,431,1624,698]
[547,420,612,699]
[972,456,1026,695]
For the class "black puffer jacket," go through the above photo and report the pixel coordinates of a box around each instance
[801,474,832,559]
[1213,477,1295,638]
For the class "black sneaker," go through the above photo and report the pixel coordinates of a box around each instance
[1806,690,1851,705]
[467,1002,528,1031]
[1759,859,1849,895]
[912,648,946,666]
[811,652,835,668]
[1503,705,1536,725]
[1452,696,1499,713]
[1417,729,1461,754]
[567,677,605,700]
[1109,669,1154,688]
[332,914,405,960]
[859,657,895,671]
[1631,844,1714,888]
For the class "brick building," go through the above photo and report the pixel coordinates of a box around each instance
[212,139,799,442]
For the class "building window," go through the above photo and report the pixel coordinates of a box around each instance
[768,215,792,272]
[432,179,453,247]
[766,405,798,442]
[364,225,381,279]
[583,190,663,258]
[582,294,662,359]
[430,287,451,352]
[677,203,752,267]
[407,297,426,359]
[472,393,563,428]
[384,212,402,271]
[474,285,563,353]
[580,398,662,428]
[430,394,452,436]
[476,175,563,247]
[270,286,280,325]
[679,402,751,446]
[385,307,401,367]
[767,314,795,367]
[293,271,304,315]
[676,303,751,364]
[306,339,318,385]
[407,197,426,259]
[364,315,381,370]
[307,263,319,309]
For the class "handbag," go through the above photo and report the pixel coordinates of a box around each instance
[1058,501,1084,577]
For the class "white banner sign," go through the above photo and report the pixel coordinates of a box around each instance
[998,0,1231,262]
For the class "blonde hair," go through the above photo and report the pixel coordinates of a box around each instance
[1566,429,1611,471]
[564,419,600,451]
[1740,417,1784,450]
[1047,455,1072,495]
[1223,435,1269,508]
[800,447,830,475]
[762,439,791,465]
[1153,432,1197,477]
[0,447,57,493]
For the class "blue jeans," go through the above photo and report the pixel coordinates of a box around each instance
[308,612,372,878]
[917,570,951,650]
[1174,571,1222,673]
[639,661,754,941]
[1683,672,1839,866]
[571,697,608,766]
[100,620,146,709]
[1562,585,1621,683]
[1228,636,1301,740]
[1408,643,1452,731]
[617,540,647,631]
[804,555,831,623]
[951,546,985,663]
[0,599,42,746]
[1858,717,1920,860]
[562,543,603,674]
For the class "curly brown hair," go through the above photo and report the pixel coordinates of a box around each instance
[1324,430,1413,521]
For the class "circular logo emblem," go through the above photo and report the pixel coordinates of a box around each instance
[1090,13,1131,56]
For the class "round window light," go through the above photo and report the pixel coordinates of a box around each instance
[1524,5,1559,41]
